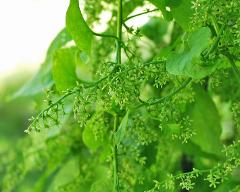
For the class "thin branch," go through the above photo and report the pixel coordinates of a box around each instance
[25,90,75,133]
[133,78,192,110]
[25,69,115,133]
[26,59,164,133]
[123,22,131,32]
[123,8,159,22]
[202,17,226,58]
[225,53,240,84]
[202,24,225,58]
[149,168,213,191]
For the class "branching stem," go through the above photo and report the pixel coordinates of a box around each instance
[26,59,164,133]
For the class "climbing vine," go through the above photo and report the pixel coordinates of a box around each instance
[1,0,240,191]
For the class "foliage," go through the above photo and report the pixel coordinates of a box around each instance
[1,0,240,191]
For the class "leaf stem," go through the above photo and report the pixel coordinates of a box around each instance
[92,31,119,41]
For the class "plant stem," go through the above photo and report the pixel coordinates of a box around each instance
[113,114,119,192]
[116,0,122,65]
[113,0,123,191]
[225,54,240,84]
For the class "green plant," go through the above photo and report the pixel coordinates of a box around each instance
[1,0,240,191]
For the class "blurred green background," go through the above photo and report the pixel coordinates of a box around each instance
[0,72,37,180]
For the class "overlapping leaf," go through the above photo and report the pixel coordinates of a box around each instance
[166,27,216,78]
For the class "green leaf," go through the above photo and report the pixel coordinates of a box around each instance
[90,179,112,192]
[47,158,79,192]
[147,0,164,10]
[115,111,129,146]
[148,0,193,29]
[45,28,72,60]
[141,17,169,44]
[188,27,212,55]
[11,29,71,99]
[188,86,222,156]
[165,0,182,7]
[166,27,215,79]
[11,62,53,99]
[82,123,102,151]
[76,52,93,82]
[52,47,78,92]
[148,0,173,21]
[168,0,194,30]
[66,0,93,56]
[99,143,112,162]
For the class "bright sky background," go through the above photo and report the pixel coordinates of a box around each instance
[0,0,155,82]
[0,0,68,79]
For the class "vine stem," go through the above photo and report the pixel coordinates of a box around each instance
[113,114,119,192]
[116,0,123,65]
[113,0,123,191]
